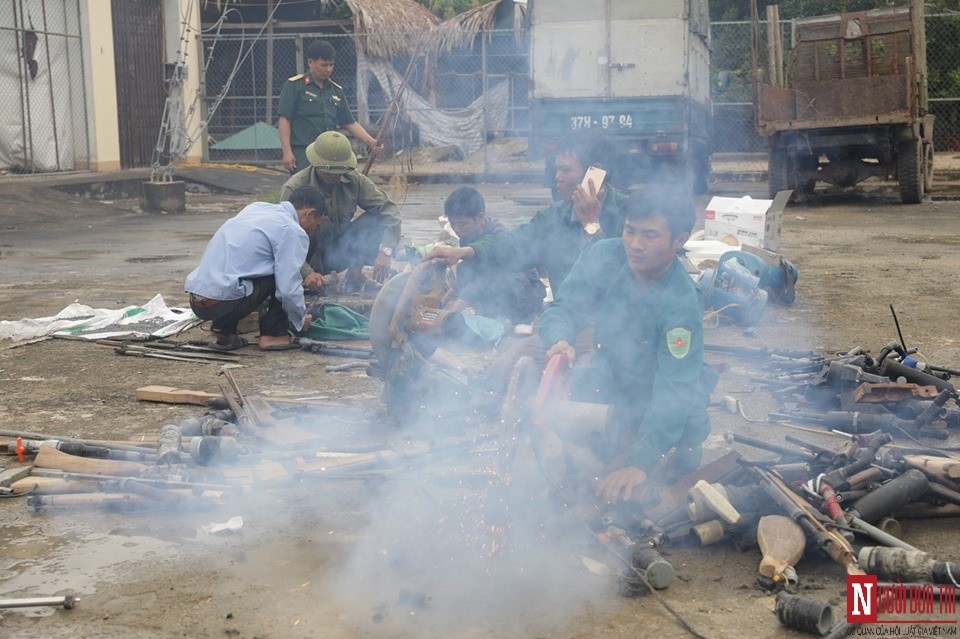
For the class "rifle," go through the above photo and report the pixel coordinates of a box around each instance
[361,38,422,176]
[743,461,865,575]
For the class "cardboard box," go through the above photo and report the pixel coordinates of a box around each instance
[703,190,791,251]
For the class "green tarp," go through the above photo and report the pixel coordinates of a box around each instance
[210,122,281,151]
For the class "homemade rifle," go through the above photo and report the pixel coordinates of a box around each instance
[361,37,422,176]
[743,461,865,575]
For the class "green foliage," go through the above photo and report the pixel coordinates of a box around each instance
[710,0,908,21]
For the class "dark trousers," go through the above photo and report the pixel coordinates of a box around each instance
[569,365,714,477]
[307,211,385,274]
[190,276,289,337]
[292,146,308,175]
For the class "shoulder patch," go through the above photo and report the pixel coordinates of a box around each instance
[288,73,305,82]
[329,79,343,90]
[666,327,692,359]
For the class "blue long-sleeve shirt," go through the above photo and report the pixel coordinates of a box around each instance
[185,201,309,330]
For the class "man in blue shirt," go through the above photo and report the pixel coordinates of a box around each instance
[539,185,717,502]
[185,186,326,351]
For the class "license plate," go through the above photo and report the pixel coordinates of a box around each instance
[569,114,634,130]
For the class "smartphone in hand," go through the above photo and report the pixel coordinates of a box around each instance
[581,166,607,193]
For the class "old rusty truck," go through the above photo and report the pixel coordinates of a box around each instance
[528,0,712,195]
[751,0,933,203]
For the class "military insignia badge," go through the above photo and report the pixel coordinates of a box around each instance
[666,327,692,359]
[332,95,341,103]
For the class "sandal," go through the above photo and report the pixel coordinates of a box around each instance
[209,335,249,351]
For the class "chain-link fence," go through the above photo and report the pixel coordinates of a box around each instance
[201,28,530,173]
[711,13,960,154]
[0,0,88,173]
[203,15,960,171]
[1,10,957,175]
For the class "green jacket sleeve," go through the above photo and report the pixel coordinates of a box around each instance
[471,205,557,276]
[537,240,611,348]
[279,168,312,202]
[277,80,298,120]
[355,175,402,247]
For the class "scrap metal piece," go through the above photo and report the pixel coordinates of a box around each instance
[0,595,78,610]
[852,382,939,403]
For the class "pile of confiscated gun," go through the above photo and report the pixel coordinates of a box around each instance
[600,335,960,636]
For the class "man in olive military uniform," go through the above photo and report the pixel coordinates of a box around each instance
[278,40,380,173]
[538,185,717,503]
[280,131,401,291]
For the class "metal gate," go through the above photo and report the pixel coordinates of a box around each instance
[111,0,164,169]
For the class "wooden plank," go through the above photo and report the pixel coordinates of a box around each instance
[0,465,33,487]
[135,385,222,406]
[34,446,148,477]
[903,455,960,479]
[10,477,102,495]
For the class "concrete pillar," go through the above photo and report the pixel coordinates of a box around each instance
[164,0,204,165]
[78,1,121,172]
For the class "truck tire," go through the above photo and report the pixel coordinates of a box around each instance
[797,153,819,194]
[898,139,923,204]
[768,149,789,198]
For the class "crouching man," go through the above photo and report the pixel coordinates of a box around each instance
[185,186,326,351]
[538,186,718,503]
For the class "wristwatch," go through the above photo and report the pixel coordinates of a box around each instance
[379,245,394,257]
[583,222,602,236]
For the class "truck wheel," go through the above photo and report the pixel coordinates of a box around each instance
[898,139,923,204]
[797,154,818,194]
[768,150,788,198]
[923,141,934,194]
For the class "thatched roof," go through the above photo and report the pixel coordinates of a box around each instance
[319,0,439,58]
[427,0,526,54]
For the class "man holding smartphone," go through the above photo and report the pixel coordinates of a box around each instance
[426,132,627,297]
[425,132,629,390]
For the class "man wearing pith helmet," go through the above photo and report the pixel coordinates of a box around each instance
[280,130,402,291]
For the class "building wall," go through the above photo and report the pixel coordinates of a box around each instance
[79,1,119,171]
[80,0,204,172]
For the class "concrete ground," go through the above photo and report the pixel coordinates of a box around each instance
[1,154,959,639]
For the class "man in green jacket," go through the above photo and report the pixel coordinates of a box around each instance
[426,133,627,295]
[280,131,401,291]
[539,186,716,502]
[425,133,627,387]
